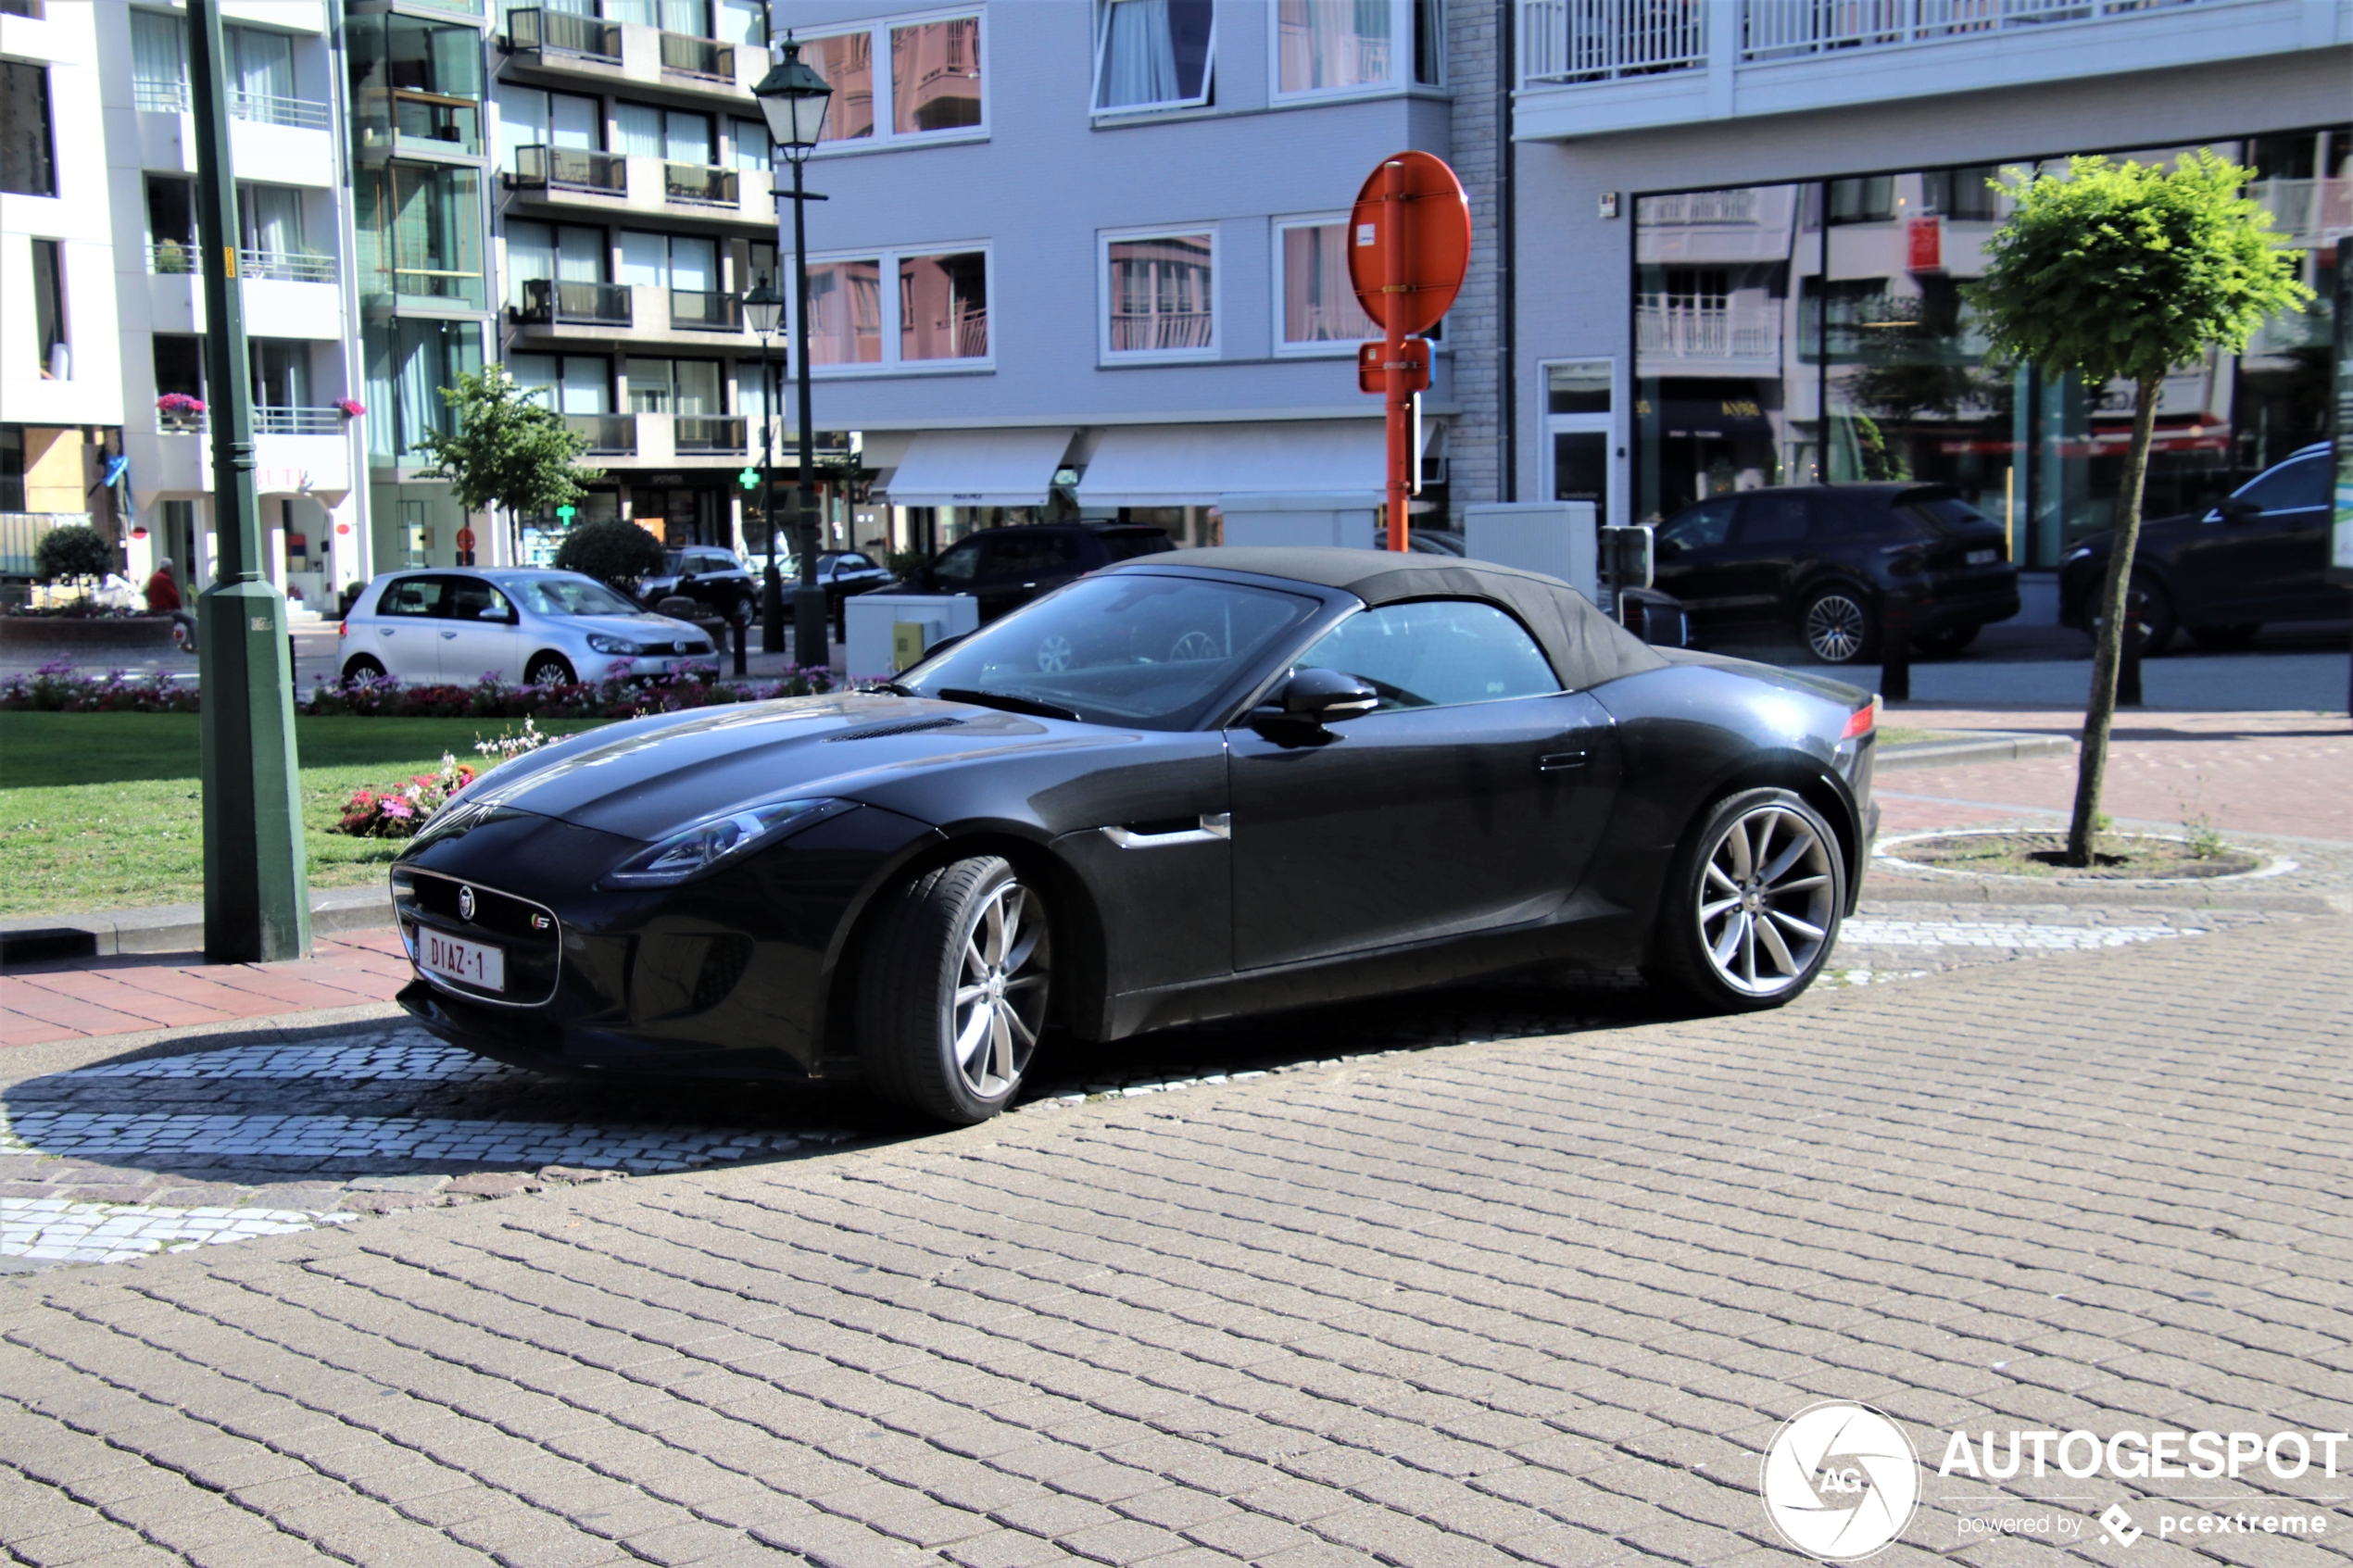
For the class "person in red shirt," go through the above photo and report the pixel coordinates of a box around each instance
[146,558,197,650]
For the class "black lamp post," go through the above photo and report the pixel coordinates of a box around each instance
[752,38,834,671]
[742,275,786,653]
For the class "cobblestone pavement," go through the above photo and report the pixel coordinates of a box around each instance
[1,914,2347,1566]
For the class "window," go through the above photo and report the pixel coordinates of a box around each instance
[802,13,984,149]
[225,25,301,122]
[981,533,1082,578]
[446,577,513,621]
[506,220,606,304]
[625,357,723,415]
[1276,218,1374,350]
[620,231,717,291]
[1828,175,1894,225]
[154,335,204,400]
[2233,455,2328,512]
[732,118,769,172]
[1547,361,1611,414]
[508,352,611,414]
[368,318,482,462]
[378,576,447,617]
[1731,494,1810,546]
[1658,496,1736,550]
[1104,230,1214,360]
[0,426,20,511]
[1275,0,1439,99]
[496,84,600,169]
[238,184,308,266]
[1295,601,1559,710]
[802,245,990,371]
[359,163,484,307]
[1094,0,1212,113]
[0,60,56,194]
[348,11,484,155]
[1922,165,1998,222]
[32,240,68,379]
[617,101,714,164]
[130,11,187,112]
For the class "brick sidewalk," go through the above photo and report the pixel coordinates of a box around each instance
[0,917,2345,1566]
[0,929,409,1047]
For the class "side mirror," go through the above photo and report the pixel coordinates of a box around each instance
[479,605,509,621]
[2218,495,2259,525]
[1251,667,1378,740]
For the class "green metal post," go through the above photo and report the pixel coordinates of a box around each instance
[789,155,827,671]
[190,0,310,962]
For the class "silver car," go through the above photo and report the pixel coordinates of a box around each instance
[338,569,718,687]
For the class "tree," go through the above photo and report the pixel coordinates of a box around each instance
[35,524,114,591]
[553,519,665,592]
[1964,152,2308,865]
[409,365,602,518]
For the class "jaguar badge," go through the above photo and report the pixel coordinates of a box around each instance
[458,885,477,921]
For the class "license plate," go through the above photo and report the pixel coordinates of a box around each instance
[419,927,505,993]
[1966,548,1998,565]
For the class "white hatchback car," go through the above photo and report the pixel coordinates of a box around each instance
[338,569,719,687]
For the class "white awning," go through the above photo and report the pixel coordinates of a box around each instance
[1073,420,1385,508]
[876,427,1076,508]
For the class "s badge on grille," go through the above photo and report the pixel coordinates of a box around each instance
[458,885,477,921]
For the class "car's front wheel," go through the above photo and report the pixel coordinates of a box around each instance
[523,652,575,687]
[1801,588,1877,664]
[859,856,1051,1124]
[1645,787,1845,1011]
[730,594,755,627]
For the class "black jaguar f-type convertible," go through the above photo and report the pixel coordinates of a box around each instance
[392,548,1880,1124]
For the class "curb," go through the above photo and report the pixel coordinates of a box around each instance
[0,1001,415,1085]
[0,884,393,960]
[1876,732,2076,771]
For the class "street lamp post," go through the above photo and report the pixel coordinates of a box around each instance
[743,277,786,653]
[753,39,835,672]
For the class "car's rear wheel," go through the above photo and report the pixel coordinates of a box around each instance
[730,594,755,627]
[524,652,575,686]
[340,654,386,684]
[1912,623,1979,659]
[2089,573,2176,658]
[859,857,1051,1125]
[2189,621,2260,652]
[1801,588,1877,664]
[1645,787,1844,1012]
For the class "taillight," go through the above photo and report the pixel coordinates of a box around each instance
[1842,694,1881,740]
[337,620,348,639]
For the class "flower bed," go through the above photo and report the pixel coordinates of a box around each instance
[0,662,201,712]
[0,662,835,718]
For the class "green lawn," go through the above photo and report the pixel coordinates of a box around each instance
[0,712,610,918]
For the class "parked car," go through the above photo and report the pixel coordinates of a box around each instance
[340,569,717,687]
[635,547,759,626]
[1653,483,2020,663]
[391,546,1879,1126]
[2058,443,2343,655]
[890,522,1175,621]
[786,549,896,610]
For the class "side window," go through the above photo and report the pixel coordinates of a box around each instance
[929,540,981,584]
[840,553,876,571]
[1295,599,1562,710]
[377,576,447,618]
[985,535,1083,578]
[1659,496,1737,550]
[445,577,511,621]
[1732,494,1812,546]
[2234,456,2327,513]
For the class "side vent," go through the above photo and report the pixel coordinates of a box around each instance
[826,716,966,743]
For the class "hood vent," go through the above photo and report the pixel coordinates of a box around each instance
[826,715,966,743]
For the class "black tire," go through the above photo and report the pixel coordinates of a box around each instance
[340,654,386,684]
[523,652,576,686]
[1912,623,1980,659]
[2188,621,2260,652]
[858,856,1052,1125]
[1643,787,1846,1013]
[1800,586,1877,664]
[2105,574,2176,659]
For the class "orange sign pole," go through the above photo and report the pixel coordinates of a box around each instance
[1347,151,1469,555]
[1382,159,1411,553]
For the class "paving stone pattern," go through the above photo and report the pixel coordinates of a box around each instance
[0,916,2347,1566]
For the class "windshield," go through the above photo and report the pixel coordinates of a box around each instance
[508,575,645,618]
[901,573,1320,730]
[659,551,686,574]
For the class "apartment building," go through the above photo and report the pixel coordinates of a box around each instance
[1509,0,2352,571]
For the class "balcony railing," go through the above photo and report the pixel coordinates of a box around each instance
[147,241,198,275]
[157,408,208,434]
[132,77,190,113]
[240,249,337,283]
[660,31,736,82]
[1636,301,1781,363]
[668,288,742,332]
[564,413,636,454]
[255,406,347,435]
[663,162,737,207]
[2247,177,2353,245]
[394,89,482,154]
[230,90,332,130]
[517,277,634,326]
[1521,0,1708,82]
[510,144,628,196]
[510,6,623,62]
[674,416,747,453]
[1637,188,1761,225]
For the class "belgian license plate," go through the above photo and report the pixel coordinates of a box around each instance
[420,928,505,993]
[1966,548,1998,565]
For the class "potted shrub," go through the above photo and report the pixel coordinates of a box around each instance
[157,392,206,432]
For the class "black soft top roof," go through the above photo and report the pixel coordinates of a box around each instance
[1123,546,1668,692]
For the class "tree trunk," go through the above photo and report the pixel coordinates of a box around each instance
[2065,372,2162,866]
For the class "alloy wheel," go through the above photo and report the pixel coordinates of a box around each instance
[1695,804,1836,997]
[949,880,1049,1099]
[1803,594,1868,663]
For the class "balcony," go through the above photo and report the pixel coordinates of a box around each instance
[509,6,622,63]
[674,415,747,453]
[1635,300,1783,372]
[517,277,635,326]
[240,248,337,282]
[127,425,354,503]
[510,144,628,196]
[669,288,742,332]
[564,412,637,454]
[256,406,348,434]
[393,89,482,155]
[663,162,737,208]
[229,90,332,131]
[659,31,735,82]
[1516,0,2328,139]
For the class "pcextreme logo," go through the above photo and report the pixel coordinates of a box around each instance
[1758,1402,1922,1561]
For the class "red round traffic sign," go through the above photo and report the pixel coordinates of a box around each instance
[1347,151,1471,337]
[455,527,476,554]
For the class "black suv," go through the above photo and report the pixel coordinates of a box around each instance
[895,522,1176,622]
[1654,483,2020,663]
[636,546,759,625]
[2059,443,2343,654]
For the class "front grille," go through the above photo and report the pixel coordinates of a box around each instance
[391,868,562,1007]
[827,716,964,743]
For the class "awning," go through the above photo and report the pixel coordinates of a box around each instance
[876,427,1076,508]
[1074,420,1385,508]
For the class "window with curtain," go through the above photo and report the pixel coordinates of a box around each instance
[508,221,604,303]
[618,232,716,290]
[624,357,719,414]
[509,353,610,414]
[250,341,311,408]
[240,184,307,257]
[367,163,484,306]
[899,252,988,361]
[733,119,770,171]
[0,61,56,194]
[1107,232,1214,356]
[1277,0,1392,94]
[615,103,712,164]
[32,241,67,380]
[227,25,296,107]
[1095,0,1212,112]
[129,10,188,112]
[806,260,884,365]
[375,319,481,461]
[891,19,981,134]
[658,0,710,35]
[1279,220,1374,346]
[614,101,662,157]
[806,33,875,143]
[718,0,763,44]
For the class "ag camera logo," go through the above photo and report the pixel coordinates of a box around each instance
[1760,1401,1921,1560]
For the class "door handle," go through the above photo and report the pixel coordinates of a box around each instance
[440,630,458,639]
[1538,751,1589,771]
[1101,812,1230,848]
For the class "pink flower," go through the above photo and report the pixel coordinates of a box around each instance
[334,397,366,417]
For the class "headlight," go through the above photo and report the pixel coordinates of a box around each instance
[602,797,843,887]
[587,633,641,655]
